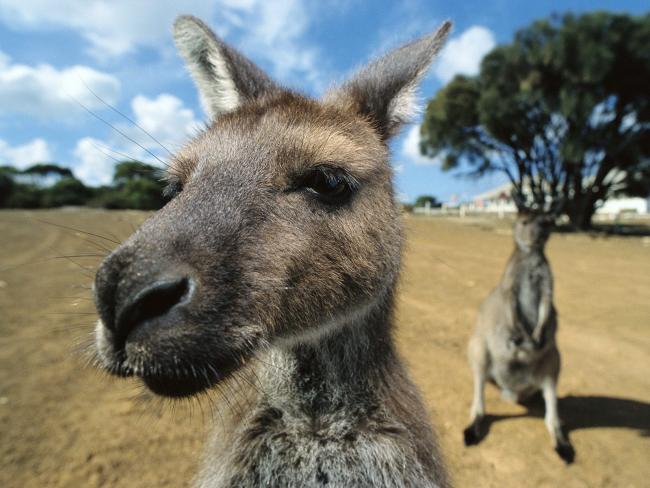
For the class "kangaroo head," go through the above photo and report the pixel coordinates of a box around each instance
[93,15,450,397]
[514,212,553,252]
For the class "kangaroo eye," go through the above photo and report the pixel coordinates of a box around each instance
[301,166,358,205]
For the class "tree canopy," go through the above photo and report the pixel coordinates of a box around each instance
[42,177,93,207]
[414,195,442,208]
[113,161,164,186]
[0,161,167,210]
[420,12,650,228]
[22,164,73,179]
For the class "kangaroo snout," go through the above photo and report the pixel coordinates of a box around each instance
[95,241,199,345]
[113,276,193,341]
[95,239,194,327]
[92,203,263,398]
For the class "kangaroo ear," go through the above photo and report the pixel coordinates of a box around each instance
[173,15,279,119]
[326,21,451,140]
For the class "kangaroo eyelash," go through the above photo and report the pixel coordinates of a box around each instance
[293,164,360,205]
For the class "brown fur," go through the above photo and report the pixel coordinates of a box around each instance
[93,15,452,487]
[463,213,575,464]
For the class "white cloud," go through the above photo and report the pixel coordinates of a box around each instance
[0,0,324,87]
[0,91,201,184]
[0,0,215,58]
[400,125,441,166]
[0,50,120,119]
[70,93,201,185]
[0,138,52,169]
[72,137,116,186]
[236,0,320,84]
[130,94,201,150]
[435,26,496,83]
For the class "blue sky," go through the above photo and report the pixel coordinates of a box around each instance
[0,0,647,203]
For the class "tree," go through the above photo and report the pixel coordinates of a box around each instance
[42,177,92,207]
[21,163,74,186]
[0,166,20,176]
[100,179,167,210]
[113,161,164,186]
[0,171,15,207]
[414,195,441,208]
[0,167,18,206]
[420,12,650,229]
[22,163,73,179]
[0,159,168,210]
[90,161,167,210]
[4,184,43,208]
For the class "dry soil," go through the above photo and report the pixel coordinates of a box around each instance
[0,209,648,487]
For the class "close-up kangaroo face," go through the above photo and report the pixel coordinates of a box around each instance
[93,16,449,397]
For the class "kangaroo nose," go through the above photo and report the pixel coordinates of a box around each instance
[114,276,193,340]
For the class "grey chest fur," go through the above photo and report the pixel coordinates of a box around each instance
[199,405,439,488]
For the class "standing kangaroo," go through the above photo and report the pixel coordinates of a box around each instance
[463,212,575,463]
[93,15,452,487]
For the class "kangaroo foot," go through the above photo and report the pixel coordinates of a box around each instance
[463,417,486,446]
[555,440,575,464]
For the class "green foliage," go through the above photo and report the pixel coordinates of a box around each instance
[113,161,164,186]
[42,177,93,207]
[623,159,650,197]
[93,179,166,210]
[0,165,20,176]
[19,163,74,188]
[106,161,167,209]
[0,160,167,210]
[414,195,441,208]
[421,12,650,228]
[22,163,73,178]
[4,184,43,208]
[0,171,15,207]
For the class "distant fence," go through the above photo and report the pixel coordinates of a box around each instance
[411,204,650,222]
[412,205,511,219]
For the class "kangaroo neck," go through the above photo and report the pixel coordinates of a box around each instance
[501,245,544,289]
[261,290,397,416]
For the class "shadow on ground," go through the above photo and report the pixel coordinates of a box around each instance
[554,223,650,237]
[471,395,650,444]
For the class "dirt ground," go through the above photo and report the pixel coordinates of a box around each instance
[1,209,648,488]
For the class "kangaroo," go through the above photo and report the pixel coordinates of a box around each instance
[93,15,452,487]
[463,211,575,463]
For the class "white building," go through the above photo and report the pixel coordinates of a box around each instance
[465,183,649,217]
[467,183,517,215]
[596,197,649,216]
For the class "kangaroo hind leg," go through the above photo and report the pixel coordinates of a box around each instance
[464,336,488,446]
[542,377,575,464]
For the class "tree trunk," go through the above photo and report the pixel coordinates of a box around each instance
[566,195,597,230]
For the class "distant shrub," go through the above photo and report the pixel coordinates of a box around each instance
[5,184,44,208]
[414,195,441,208]
[0,172,14,207]
[42,177,93,207]
[93,179,167,210]
[401,203,414,213]
[0,160,168,210]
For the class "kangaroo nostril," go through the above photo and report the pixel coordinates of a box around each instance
[115,277,192,340]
